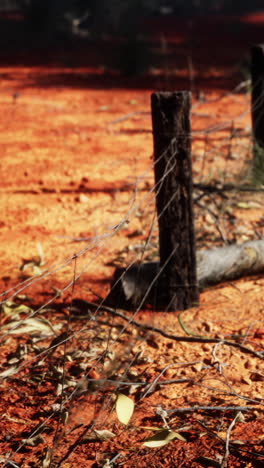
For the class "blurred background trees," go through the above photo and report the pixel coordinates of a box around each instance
[10,1,264,39]
[0,1,263,74]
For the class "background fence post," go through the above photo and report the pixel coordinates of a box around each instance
[251,44,264,149]
[151,91,199,311]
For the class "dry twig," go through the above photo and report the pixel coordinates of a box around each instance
[82,300,264,359]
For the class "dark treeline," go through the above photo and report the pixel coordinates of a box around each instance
[0,1,262,73]
[12,1,264,39]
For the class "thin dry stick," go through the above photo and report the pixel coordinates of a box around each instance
[196,418,264,459]
[221,412,241,468]
[107,111,149,125]
[84,300,264,359]
[194,182,264,193]
[141,364,176,399]
[167,406,256,414]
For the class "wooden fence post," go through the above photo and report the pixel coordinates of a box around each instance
[151,91,199,311]
[251,44,264,149]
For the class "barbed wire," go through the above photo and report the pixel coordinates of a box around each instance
[0,69,263,467]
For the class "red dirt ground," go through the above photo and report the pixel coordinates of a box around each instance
[0,11,263,468]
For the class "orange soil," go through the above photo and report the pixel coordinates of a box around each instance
[0,12,263,468]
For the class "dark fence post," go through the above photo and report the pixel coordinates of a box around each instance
[151,91,199,311]
[251,44,264,149]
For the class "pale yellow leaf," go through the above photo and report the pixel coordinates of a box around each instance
[115,393,134,425]
[3,317,60,336]
[143,429,186,448]
[32,265,43,276]
[0,366,19,378]
[1,301,33,316]
[236,202,251,209]
[36,242,45,265]
[93,429,116,440]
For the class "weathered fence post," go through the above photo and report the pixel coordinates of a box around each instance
[151,91,199,311]
[251,44,264,149]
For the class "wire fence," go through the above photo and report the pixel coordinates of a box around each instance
[0,54,263,467]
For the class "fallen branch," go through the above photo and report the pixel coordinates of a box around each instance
[106,239,264,308]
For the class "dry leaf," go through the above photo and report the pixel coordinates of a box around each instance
[143,429,186,448]
[41,448,52,468]
[93,429,116,440]
[22,435,45,446]
[3,317,60,336]
[0,366,19,378]
[115,393,134,425]
[236,202,253,209]
[1,301,33,316]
